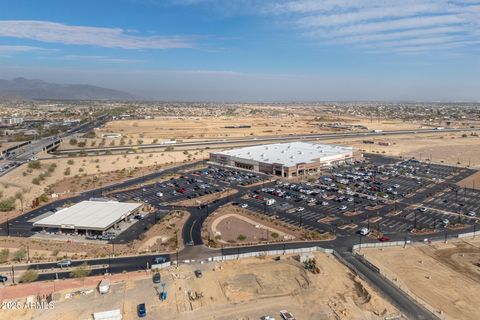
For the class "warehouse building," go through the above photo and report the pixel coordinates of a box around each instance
[209,142,359,178]
[33,200,142,234]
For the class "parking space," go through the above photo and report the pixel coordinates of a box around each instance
[234,155,479,239]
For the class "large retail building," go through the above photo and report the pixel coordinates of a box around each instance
[209,142,359,178]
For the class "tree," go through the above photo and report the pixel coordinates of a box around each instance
[20,269,38,283]
[237,234,246,241]
[64,167,71,176]
[27,161,41,170]
[0,249,9,263]
[14,191,24,212]
[270,232,279,239]
[67,159,75,165]
[70,263,91,278]
[0,197,16,212]
[69,138,78,145]
[13,247,27,262]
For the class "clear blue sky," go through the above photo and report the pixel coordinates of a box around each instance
[0,0,479,101]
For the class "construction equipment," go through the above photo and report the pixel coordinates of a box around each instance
[187,290,203,301]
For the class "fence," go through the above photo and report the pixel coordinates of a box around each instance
[457,230,480,239]
[352,241,406,251]
[150,261,171,270]
[207,246,333,262]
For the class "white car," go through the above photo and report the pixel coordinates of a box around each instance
[467,211,476,217]
[359,227,369,236]
[156,192,163,197]
[338,205,347,210]
[419,207,428,212]
[297,207,305,212]
[240,204,248,208]
[321,201,329,206]
[442,219,450,225]
[262,317,276,320]
[279,310,295,320]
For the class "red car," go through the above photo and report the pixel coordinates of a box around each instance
[255,195,264,200]
[177,188,187,194]
[378,236,390,242]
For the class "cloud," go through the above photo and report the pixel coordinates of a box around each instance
[61,55,142,63]
[272,0,480,53]
[0,45,46,54]
[0,20,196,49]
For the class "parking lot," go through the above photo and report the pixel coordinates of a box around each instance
[235,155,479,239]
[1,156,479,247]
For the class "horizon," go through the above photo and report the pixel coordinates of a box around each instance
[0,0,480,101]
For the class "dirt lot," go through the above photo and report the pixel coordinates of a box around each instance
[212,213,294,244]
[334,132,480,168]
[362,239,480,320]
[4,252,399,320]
[203,204,332,247]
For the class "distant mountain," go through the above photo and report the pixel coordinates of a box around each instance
[0,77,140,100]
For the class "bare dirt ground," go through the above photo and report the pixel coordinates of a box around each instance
[212,213,293,244]
[203,204,333,247]
[333,132,480,168]
[0,151,204,219]
[4,252,400,320]
[362,239,480,320]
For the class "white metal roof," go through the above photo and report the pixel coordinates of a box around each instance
[214,142,354,167]
[33,201,142,231]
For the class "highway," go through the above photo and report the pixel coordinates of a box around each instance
[0,115,110,176]
[52,127,480,155]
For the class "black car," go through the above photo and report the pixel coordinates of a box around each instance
[0,275,7,282]
[153,272,161,283]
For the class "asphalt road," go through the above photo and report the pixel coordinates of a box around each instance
[1,155,478,319]
[53,127,480,155]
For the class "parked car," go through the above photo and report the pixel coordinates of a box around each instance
[279,310,296,320]
[378,236,390,242]
[137,303,146,317]
[194,270,203,278]
[467,211,476,217]
[240,204,249,208]
[359,228,370,236]
[0,275,7,282]
[153,272,161,284]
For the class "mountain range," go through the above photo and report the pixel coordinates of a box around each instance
[0,78,139,101]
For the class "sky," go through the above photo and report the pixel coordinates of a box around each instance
[0,0,479,101]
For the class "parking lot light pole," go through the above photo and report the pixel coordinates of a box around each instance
[414,210,417,230]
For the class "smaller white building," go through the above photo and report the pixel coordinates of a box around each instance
[33,200,142,233]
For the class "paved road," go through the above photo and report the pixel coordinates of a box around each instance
[337,249,437,320]
[54,127,480,155]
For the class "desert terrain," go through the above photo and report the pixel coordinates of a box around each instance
[2,252,400,320]
[362,239,480,320]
